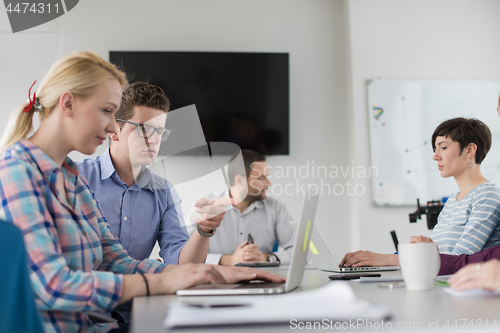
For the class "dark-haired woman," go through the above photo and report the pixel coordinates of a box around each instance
[429,117,500,255]
[340,117,500,268]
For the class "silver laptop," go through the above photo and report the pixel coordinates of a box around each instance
[309,227,399,273]
[177,192,319,296]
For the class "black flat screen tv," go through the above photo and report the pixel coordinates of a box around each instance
[109,51,289,155]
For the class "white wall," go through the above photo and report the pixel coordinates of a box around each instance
[0,11,62,137]
[347,0,500,253]
[0,0,353,259]
[5,0,498,260]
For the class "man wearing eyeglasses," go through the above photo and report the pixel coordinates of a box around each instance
[76,82,235,322]
[76,82,225,266]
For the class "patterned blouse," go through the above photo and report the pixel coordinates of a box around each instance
[0,140,166,332]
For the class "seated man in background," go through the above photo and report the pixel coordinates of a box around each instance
[78,82,223,265]
[188,149,295,265]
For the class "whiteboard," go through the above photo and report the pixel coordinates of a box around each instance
[367,80,500,206]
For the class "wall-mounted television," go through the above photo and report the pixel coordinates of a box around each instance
[109,51,289,155]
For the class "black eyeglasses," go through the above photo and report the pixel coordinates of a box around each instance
[116,119,172,141]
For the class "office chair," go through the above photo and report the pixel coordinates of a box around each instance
[0,221,43,333]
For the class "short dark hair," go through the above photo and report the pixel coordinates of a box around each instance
[431,117,491,164]
[228,149,266,186]
[115,82,170,126]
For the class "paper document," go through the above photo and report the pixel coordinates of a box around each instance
[357,275,454,284]
[443,288,500,297]
[163,282,390,328]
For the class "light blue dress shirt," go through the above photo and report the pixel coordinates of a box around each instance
[76,148,188,264]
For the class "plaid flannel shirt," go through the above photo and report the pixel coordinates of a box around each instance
[0,140,166,332]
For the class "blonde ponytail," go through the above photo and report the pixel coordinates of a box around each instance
[0,51,127,151]
[0,104,38,150]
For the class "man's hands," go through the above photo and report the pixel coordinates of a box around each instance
[220,242,246,266]
[448,259,500,292]
[219,241,270,266]
[153,263,285,294]
[242,243,269,262]
[340,251,399,267]
[194,197,239,232]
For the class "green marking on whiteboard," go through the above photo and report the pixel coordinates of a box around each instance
[373,105,384,119]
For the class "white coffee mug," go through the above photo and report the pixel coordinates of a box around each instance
[398,242,440,291]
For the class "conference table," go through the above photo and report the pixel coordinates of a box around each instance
[131,266,500,332]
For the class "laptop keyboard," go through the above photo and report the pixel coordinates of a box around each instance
[340,266,377,271]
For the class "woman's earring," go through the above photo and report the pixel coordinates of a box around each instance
[467,158,473,168]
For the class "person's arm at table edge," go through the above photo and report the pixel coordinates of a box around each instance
[178,229,211,264]
[180,197,238,264]
[185,207,224,265]
[439,244,500,275]
[160,183,207,264]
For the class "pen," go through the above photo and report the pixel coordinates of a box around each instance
[390,230,399,252]
[244,233,254,247]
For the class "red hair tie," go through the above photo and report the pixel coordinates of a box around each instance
[23,81,37,113]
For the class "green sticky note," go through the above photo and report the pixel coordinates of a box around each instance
[302,220,311,252]
[310,240,319,255]
[435,280,450,287]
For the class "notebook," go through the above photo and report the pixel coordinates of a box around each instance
[309,226,399,273]
[176,191,319,296]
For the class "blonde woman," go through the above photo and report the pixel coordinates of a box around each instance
[0,52,284,333]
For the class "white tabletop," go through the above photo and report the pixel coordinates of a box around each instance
[131,268,500,332]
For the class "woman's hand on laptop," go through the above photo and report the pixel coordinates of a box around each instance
[340,250,399,267]
[156,263,227,294]
[155,264,285,294]
[215,266,286,284]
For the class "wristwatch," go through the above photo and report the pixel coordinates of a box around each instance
[196,225,216,237]
[268,253,280,263]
